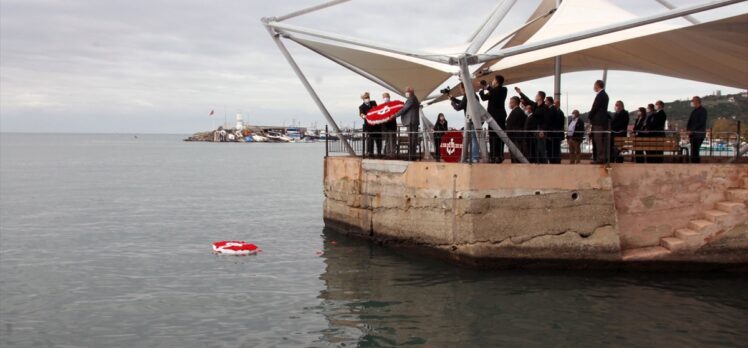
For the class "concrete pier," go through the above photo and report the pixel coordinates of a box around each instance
[323,156,748,269]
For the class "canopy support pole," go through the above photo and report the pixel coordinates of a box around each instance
[602,69,608,86]
[467,0,518,55]
[553,0,562,102]
[654,0,700,24]
[275,0,351,22]
[458,57,489,162]
[419,108,434,161]
[263,22,355,156]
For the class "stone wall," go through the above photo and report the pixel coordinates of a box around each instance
[323,157,748,266]
[611,164,748,250]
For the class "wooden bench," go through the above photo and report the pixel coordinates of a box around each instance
[615,136,689,162]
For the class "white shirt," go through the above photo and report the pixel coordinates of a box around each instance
[568,118,579,137]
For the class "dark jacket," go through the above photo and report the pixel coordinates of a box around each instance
[434,120,448,134]
[479,86,507,128]
[567,117,585,141]
[396,95,420,126]
[588,89,610,127]
[687,106,707,139]
[633,116,646,136]
[646,109,667,136]
[524,112,544,138]
[611,109,629,136]
[549,106,566,139]
[451,94,480,115]
[359,101,378,131]
[506,107,527,132]
[518,92,549,131]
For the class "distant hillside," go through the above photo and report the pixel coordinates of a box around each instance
[579,91,748,134]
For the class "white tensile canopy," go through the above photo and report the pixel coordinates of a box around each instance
[263,0,747,160]
[272,0,747,102]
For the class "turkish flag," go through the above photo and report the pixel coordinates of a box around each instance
[439,131,463,163]
[366,100,404,125]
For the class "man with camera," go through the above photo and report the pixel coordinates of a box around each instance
[449,83,481,163]
[479,75,508,163]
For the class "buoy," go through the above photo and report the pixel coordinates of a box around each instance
[212,241,260,256]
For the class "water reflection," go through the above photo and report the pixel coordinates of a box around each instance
[314,229,748,347]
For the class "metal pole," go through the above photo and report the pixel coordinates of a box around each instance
[420,108,434,161]
[466,0,518,55]
[275,0,351,22]
[602,69,608,86]
[554,56,562,101]
[654,0,700,24]
[736,121,741,162]
[458,56,489,162]
[474,0,744,64]
[263,23,355,156]
[553,0,562,102]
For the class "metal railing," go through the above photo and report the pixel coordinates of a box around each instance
[325,126,747,164]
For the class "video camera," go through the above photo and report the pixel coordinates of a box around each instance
[440,86,451,95]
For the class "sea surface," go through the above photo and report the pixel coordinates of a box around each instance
[1,133,747,348]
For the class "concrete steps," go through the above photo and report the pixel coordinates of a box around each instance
[622,246,671,261]
[726,188,748,203]
[623,178,748,261]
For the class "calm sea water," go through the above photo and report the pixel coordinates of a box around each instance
[1,133,747,348]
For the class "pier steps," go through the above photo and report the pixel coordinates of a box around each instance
[623,177,748,261]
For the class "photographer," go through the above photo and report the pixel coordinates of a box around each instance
[479,75,507,163]
[449,83,481,163]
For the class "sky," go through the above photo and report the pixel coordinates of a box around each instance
[0,0,744,134]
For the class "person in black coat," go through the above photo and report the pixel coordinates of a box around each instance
[515,87,549,164]
[610,100,629,163]
[358,92,379,156]
[645,100,668,163]
[633,107,647,163]
[433,113,449,162]
[588,80,610,164]
[505,96,527,163]
[545,97,565,164]
[479,75,508,163]
[687,96,708,163]
[566,110,585,164]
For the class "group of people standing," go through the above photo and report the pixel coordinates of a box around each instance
[358,88,421,160]
[360,76,708,164]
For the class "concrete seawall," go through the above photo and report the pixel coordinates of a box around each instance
[323,156,748,269]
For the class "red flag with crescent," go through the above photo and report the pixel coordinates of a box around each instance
[365,100,404,125]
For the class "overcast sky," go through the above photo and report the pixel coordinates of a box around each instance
[0,0,744,134]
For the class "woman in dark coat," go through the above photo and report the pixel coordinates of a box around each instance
[433,113,448,162]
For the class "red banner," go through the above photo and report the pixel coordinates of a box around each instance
[366,100,404,125]
[439,131,463,163]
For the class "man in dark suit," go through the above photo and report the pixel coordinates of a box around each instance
[479,75,508,163]
[687,96,707,163]
[646,100,668,163]
[505,96,527,163]
[515,87,549,164]
[522,104,541,163]
[358,92,378,157]
[588,80,610,164]
[545,97,565,164]
[394,87,420,161]
[610,100,629,163]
